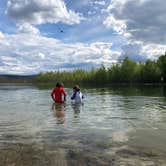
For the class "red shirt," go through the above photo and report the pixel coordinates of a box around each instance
[51,87,67,103]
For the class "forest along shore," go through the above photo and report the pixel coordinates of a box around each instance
[1,53,166,85]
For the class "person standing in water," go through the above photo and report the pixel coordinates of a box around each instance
[51,82,67,103]
[71,85,84,104]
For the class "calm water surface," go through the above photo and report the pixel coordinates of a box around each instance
[0,85,166,154]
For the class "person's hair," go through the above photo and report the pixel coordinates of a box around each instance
[73,85,80,91]
[56,82,64,87]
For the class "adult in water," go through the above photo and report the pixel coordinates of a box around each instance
[51,82,67,103]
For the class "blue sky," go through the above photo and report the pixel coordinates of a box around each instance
[0,0,166,74]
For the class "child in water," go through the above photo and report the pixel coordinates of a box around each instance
[71,85,84,104]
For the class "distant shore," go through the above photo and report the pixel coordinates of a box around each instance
[1,54,166,85]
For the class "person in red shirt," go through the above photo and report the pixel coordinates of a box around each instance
[51,82,67,103]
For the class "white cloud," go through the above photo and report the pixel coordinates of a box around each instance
[141,43,166,60]
[104,0,166,44]
[104,15,127,36]
[17,23,40,35]
[6,0,84,25]
[104,0,166,61]
[94,1,106,6]
[120,41,166,62]
[0,32,4,38]
[0,32,120,74]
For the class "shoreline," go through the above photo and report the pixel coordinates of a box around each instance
[1,82,166,87]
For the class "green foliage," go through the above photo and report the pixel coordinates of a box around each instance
[120,57,137,83]
[93,64,107,84]
[108,64,121,83]
[35,53,166,85]
[140,60,161,83]
[157,52,166,81]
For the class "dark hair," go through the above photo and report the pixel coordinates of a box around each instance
[56,82,63,87]
[73,85,80,91]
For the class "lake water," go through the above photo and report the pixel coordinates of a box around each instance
[0,85,166,165]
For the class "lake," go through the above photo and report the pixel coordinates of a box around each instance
[0,85,166,166]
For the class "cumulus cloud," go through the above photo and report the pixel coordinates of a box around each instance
[119,41,166,62]
[93,1,106,6]
[0,32,120,74]
[0,32,4,38]
[17,23,40,35]
[104,15,127,36]
[104,0,166,61]
[104,0,166,44]
[6,0,84,25]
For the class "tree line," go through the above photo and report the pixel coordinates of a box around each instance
[35,52,166,85]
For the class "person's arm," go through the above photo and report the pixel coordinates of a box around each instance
[71,91,76,100]
[80,91,84,99]
[64,95,66,102]
[51,89,55,101]
[62,88,67,102]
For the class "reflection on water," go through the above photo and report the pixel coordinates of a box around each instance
[71,103,82,118]
[1,85,166,164]
[51,103,66,124]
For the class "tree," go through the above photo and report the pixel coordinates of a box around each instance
[108,64,121,83]
[141,60,161,83]
[120,57,137,83]
[157,52,166,82]
[94,64,107,84]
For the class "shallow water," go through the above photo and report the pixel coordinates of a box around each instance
[0,85,166,165]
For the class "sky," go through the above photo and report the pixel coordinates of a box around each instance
[0,0,166,75]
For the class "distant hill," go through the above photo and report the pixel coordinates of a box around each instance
[0,74,36,83]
